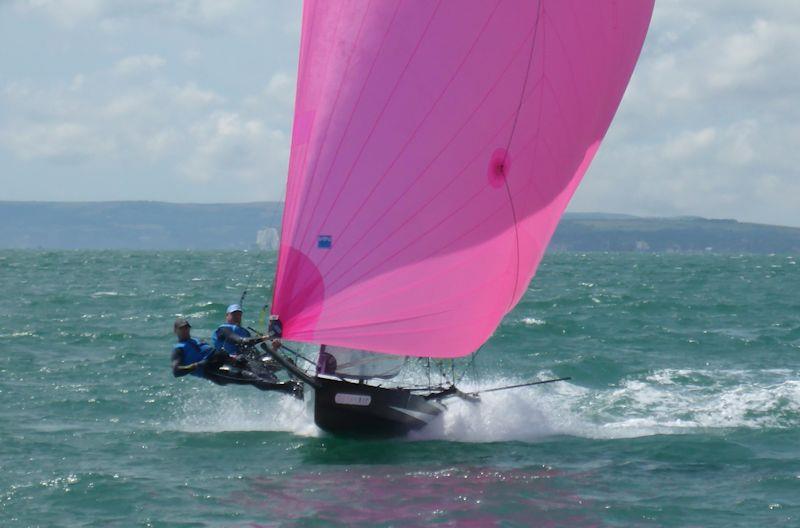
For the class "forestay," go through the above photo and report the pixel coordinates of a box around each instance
[317,345,405,381]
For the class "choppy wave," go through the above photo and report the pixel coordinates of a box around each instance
[5,251,800,527]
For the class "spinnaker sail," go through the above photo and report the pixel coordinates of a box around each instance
[273,0,655,358]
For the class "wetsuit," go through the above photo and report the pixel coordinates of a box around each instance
[172,338,300,395]
[172,338,220,378]
[213,324,254,356]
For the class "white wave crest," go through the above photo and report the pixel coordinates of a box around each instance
[170,368,800,443]
[415,368,800,442]
[173,385,319,437]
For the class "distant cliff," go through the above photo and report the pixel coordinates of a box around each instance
[0,201,282,250]
[1,201,799,253]
[550,213,800,254]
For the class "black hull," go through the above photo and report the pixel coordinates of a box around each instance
[313,377,445,437]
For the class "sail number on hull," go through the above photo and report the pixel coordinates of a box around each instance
[334,393,372,407]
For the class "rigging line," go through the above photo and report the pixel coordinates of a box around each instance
[427,357,431,389]
[500,0,543,311]
[456,343,484,385]
[240,250,273,314]
[470,376,571,395]
[277,344,317,368]
[239,265,256,311]
[436,360,446,385]
[268,167,290,311]
[245,327,318,368]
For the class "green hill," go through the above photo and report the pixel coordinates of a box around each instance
[550,215,800,253]
[1,201,798,253]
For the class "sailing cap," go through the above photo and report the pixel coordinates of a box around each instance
[226,304,243,314]
[173,317,191,329]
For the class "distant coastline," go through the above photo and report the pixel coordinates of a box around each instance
[1,201,799,253]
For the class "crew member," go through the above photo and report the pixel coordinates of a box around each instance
[213,304,265,356]
[172,317,299,396]
[171,317,226,379]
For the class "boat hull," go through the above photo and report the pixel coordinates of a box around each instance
[313,377,445,436]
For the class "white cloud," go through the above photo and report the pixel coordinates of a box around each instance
[0,72,225,165]
[1,0,797,218]
[264,72,295,108]
[0,121,116,162]
[1,50,292,199]
[162,0,250,27]
[12,0,257,30]
[181,111,289,193]
[12,0,106,28]
[572,0,800,226]
[182,49,202,65]
[173,82,224,107]
[112,54,166,76]
[716,121,757,167]
[662,128,716,161]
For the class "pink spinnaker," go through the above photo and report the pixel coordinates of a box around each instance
[273,0,655,358]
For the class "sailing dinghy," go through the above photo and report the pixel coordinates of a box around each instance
[266,0,655,436]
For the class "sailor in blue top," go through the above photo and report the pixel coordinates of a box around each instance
[213,304,264,356]
[171,317,301,397]
[171,317,229,378]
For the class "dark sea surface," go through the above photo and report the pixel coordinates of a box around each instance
[1,250,799,527]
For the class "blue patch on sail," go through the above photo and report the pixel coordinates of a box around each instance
[317,235,332,249]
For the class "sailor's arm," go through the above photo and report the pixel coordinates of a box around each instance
[217,326,265,347]
[171,347,206,377]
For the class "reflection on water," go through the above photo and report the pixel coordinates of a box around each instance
[237,465,596,526]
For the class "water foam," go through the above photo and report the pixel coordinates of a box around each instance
[171,368,800,443]
[414,368,800,442]
[173,386,319,437]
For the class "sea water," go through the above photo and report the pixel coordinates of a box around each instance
[1,250,798,527]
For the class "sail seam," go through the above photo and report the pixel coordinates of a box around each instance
[273,0,323,306]
[293,0,403,254]
[284,23,546,307]
[306,0,506,279]
[500,0,543,311]
[288,1,373,251]
[310,77,548,302]
[298,1,441,254]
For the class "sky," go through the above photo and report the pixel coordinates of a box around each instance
[0,1,798,227]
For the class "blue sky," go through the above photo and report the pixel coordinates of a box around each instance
[1,1,798,227]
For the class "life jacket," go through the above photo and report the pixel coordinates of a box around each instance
[212,323,251,355]
[174,338,214,377]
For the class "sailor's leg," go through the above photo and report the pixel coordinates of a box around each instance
[206,367,303,398]
[239,369,303,398]
[244,360,280,383]
[206,349,231,369]
[203,370,230,386]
